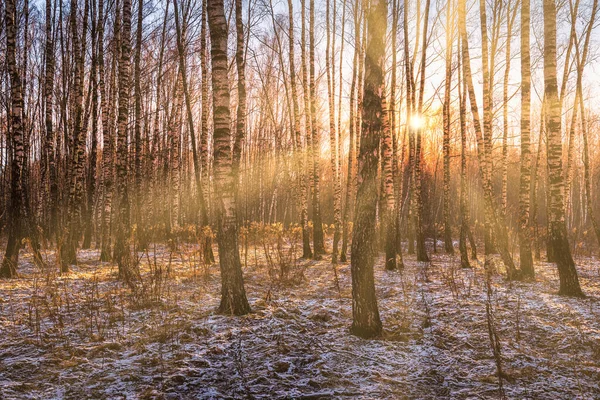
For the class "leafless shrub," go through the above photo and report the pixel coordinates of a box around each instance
[485,270,506,398]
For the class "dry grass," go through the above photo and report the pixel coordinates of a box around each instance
[0,238,599,399]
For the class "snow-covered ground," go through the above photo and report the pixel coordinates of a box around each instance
[0,243,599,399]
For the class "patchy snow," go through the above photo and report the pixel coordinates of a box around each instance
[0,243,599,399]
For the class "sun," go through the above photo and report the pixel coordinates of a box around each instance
[410,115,424,130]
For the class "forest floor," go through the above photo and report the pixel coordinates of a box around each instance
[0,239,599,399]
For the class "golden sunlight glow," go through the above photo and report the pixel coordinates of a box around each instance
[410,115,424,130]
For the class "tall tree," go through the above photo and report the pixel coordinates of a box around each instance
[326,0,342,264]
[341,0,360,263]
[173,0,212,262]
[287,0,312,259]
[442,0,454,254]
[60,0,89,270]
[478,0,495,260]
[351,0,387,339]
[309,0,326,257]
[382,91,397,270]
[100,0,116,262]
[414,0,431,262]
[543,0,584,297]
[502,1,517,217]
[403,0,416,256]
[133,0,144,237]
[0,0,26,278]
[458,34,470,269]
[233,0,246,180]
[301,0,313,259]
[200,0,215,263]
[42,0,58,240]
[207,0,251,314]
[459,0,518,278]
[563,0,581,222]
[519,0,534,278]
[83,0,99,249]
[113,0,136,280]
[389,0,404,269]
[577,0,599,250]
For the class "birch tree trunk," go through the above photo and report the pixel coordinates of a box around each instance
[1,0,25,278]
[414,0,431,262]
[459,0,518,279]
[458,35,470,269]
[113,0,136,281]
[389,0,404,269]
[43,0,58,241]
[133,0,143,241]
[83,0,99,249]
[207,0,251,315]
[519,0,534,278]
[301,0,313,259]
[310,0,326,258]
[479,0,496,260]
[100,0,116,262]
[340,0,360,263]
[287,0,312,260]
[351,0,386,339]
[442,0,454,255]
[200,0,215,263]
[60,0,88,271]
[543,0,584,297]
[574,0,598,250]
[326,0,342,264]
[381,90,397,270]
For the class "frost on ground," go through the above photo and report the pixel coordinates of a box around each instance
[0,241,599,399]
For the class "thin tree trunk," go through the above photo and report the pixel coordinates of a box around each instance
[83,0,99,249]
[341,0,360,263]
[233,0,246,179]
[458,34,470,269]
[414,0,431,262]
[336,0,347,258]
[287,0,311,260]
[100,0,116,262]
[459,0,518,279]
[43,0,58,241]
[389,0,404,269]
[133,0,143,242]
[574,0,598,249]
[564,0,582,221]
[580,92,600,251]
[502,1,517,218]
[519,0,534,278]
[310,0,326,257]
[173,0,213,261]
[200,0,215,263]
[382,92,397,270]
[479,0,496,259]
[442,0,454,254]
[403,0,416,255]
[326,0,342,264]
[60,0,89,271]
[148,0,168,235]
[301,0,313,259]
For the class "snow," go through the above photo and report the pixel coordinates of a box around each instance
[0,243,599,399]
